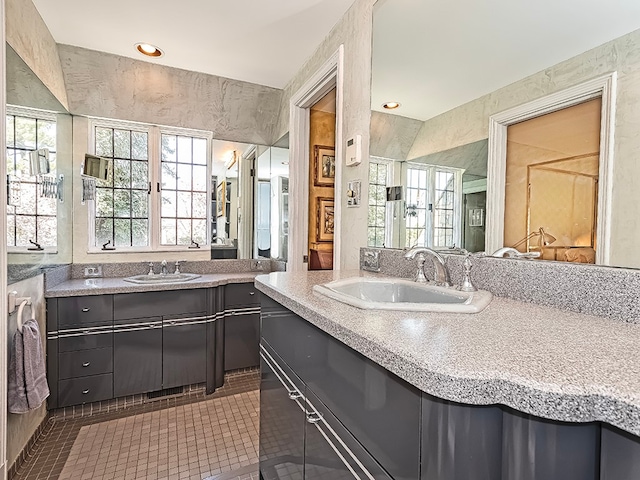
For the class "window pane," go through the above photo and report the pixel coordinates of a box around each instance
[161,218,176,245]
[131,131,148,160]
[15,117,36,149]
[131,191,148,218]
[177,163,192,190]
[132,219,148,247]
[193,166,207,192]
[7,214,15,246]
[114,219,131,246]
[95,127,113,157]
[114,159,131,188]
[37,217,56,246]
[16,183,36,215]
[131,161,148,190]
[177,191,192,217]
[177,136,192,163]
[193,138,207,165]
[162,162,177,190]
[162,135,176,162]
[192,192,207,218]
[95,218,113,245]
[114,129,131,158]
[114,190,131,218]
[16,216,36,246]
[177,219,191,244]
[161,191,177,217]
[39,195,57,216]
[96,189,114,217]
[6,115,14,147]
[37,120,56,150]
[192,220,207,244]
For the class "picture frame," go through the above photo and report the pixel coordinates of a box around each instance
[314,145,336,187]
[316,197,335,242]
[216,180,226,217]
[469,208,484,227]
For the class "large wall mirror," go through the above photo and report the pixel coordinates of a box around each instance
[370,0,640,268]
[6,43,73,283]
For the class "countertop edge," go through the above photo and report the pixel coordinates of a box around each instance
[255,274,640,437]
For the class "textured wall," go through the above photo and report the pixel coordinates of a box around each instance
[404,29,640,268]
[370,111,422,160]
[6,0,68,111]
[58,45,283,146]
[276,0,376,269]
[6,274,47,469]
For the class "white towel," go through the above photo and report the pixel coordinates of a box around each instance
[8,318,50,414]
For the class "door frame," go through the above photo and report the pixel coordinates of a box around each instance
[288,45,344,271]
[486,73,617,264]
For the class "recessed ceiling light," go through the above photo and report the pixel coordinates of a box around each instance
[382,102,401,110]
[135,43,163,58]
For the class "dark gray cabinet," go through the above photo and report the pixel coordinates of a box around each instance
[260,294,640,480]
[113,317,163,397]
[47,287,223,408]
[162,313,207,389]
[223,283,261,371]
[260,295,415,480]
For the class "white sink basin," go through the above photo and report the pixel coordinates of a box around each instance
[124,273,201,284]
[313,277,492,313]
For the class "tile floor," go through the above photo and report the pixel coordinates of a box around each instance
[13,371,261,480]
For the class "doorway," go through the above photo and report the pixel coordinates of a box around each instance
[308,88,336,270]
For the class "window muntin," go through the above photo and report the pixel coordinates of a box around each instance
[94,126,150,248]
[160,133,208,246]
[368,161,389,247]
[6,108,57,248]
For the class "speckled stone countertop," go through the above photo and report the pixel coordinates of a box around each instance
[255,270,640,437]
[45,272,260,298]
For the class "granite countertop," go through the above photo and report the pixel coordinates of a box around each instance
[45,272,260,297]
[255,270,640,437]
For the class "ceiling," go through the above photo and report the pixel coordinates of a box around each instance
[372,0,640,121]
[32,0,356,89]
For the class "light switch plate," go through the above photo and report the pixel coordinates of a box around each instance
[84,266,103,277]
[251,260,268,271]
[347,180,361,207]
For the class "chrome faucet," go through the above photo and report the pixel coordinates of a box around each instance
[161,259,168,275]
[404,247,451,287]
[491,247,540,259]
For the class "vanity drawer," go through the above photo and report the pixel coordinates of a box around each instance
[58,330,113,353]
[225,283,260,309]
[114,290,207,320]
[58,373,113,407]
[58,295,113,327]
[59,347,113,379]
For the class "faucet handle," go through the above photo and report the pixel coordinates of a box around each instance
[174,260,186,274]
[459,254,477,292]
[147,262,154,275]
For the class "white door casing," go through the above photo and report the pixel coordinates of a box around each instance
[288,45,344,272]
[486,73,617,264]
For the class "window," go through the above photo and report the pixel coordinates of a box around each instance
[90,120,210,251]
[6,107,57,249]
[368,160,389,247]
[94,126,149,248]
[160,134,208,246]
[405,164,463,249]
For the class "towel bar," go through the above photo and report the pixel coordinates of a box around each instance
[8,291,32,314]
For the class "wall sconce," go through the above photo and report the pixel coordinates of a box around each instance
[512,227,556,250]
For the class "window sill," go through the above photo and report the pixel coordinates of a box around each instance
[86,246,210,254]
[8,248,58,254]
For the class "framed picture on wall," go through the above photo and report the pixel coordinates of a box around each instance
[216,181,226,217]
[314,145,336,187]
[316,197,335,242]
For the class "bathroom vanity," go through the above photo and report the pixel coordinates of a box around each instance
[45,275,261,409]
[256,270,640,480]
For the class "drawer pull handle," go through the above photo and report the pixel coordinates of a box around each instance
[81,308,90,312]
[249,292,255,296]
[82,362,91,367]
[82,389,90,395]
[288,391,303,400]
[83,330,90,335]
[306,412,323,424]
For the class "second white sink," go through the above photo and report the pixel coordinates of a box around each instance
[124,273,201,284]
[313,277,492,313]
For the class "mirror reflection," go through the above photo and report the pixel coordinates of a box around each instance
[6,43,73,283]
[370,0,640,268]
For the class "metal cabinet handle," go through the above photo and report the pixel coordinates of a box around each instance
[82,389,90,394]
[288,391,303,400]
[82,362,91,367]
[81,308,90,312]
[83,330,90,335]
[249,292,255,296]
[306,412,323,424]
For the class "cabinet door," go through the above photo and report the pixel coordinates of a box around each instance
[162,313,207,389]
[225,283,260,309]
[259,343,305,480]
[224,312,260,371]
[113,317,162,397]
[304,389,392,480]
